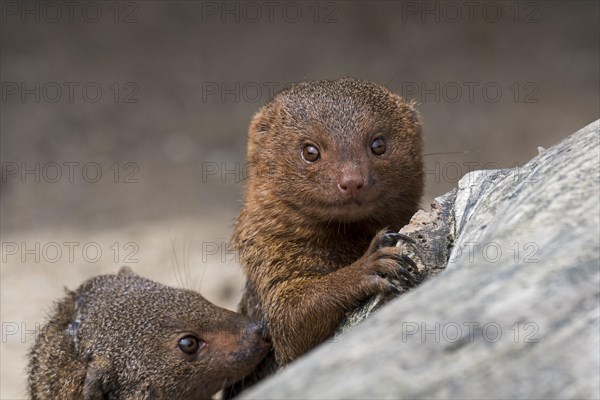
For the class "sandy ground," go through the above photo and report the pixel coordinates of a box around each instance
[1,2,598,398]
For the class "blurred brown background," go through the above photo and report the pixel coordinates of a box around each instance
[1,1,598,397]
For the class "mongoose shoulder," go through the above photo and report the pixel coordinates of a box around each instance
[28,267,271,399]
[229,77,424,392]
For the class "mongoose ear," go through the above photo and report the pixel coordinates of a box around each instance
[389,92,422,132]
[249,106,270,135]
[117,266,136,276]
[82,360,112,400]
[250,110,270,134]
[247,106,271,165]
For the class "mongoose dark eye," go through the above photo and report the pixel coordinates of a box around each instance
[302,144,320,162]
[371,137,386,155]
[178,335,202,355]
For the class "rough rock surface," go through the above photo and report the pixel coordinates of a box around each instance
[241,120,600,399]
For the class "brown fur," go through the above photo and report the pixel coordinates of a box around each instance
[28,267,271,399]
[228,78,424,395]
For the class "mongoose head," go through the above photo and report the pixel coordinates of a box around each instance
[245,77,423,228]
[28,267,272,399]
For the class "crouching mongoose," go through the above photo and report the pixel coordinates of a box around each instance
[28,267,271,399]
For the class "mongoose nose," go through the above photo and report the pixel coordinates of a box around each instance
[338,173,365,198]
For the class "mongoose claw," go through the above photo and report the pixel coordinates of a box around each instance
[379,232,402,247]
[388,284,402,294]
[388,255,418,286]
[399,253,418,271]
[378,231,417,249]
[394,232,417,245]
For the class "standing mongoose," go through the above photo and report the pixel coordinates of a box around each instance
[228,77,424,394]
[28,267,271,399]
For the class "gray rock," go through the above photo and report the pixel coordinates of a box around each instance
[241,120,600,399]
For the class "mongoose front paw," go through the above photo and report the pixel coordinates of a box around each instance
[358,229,421,294]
